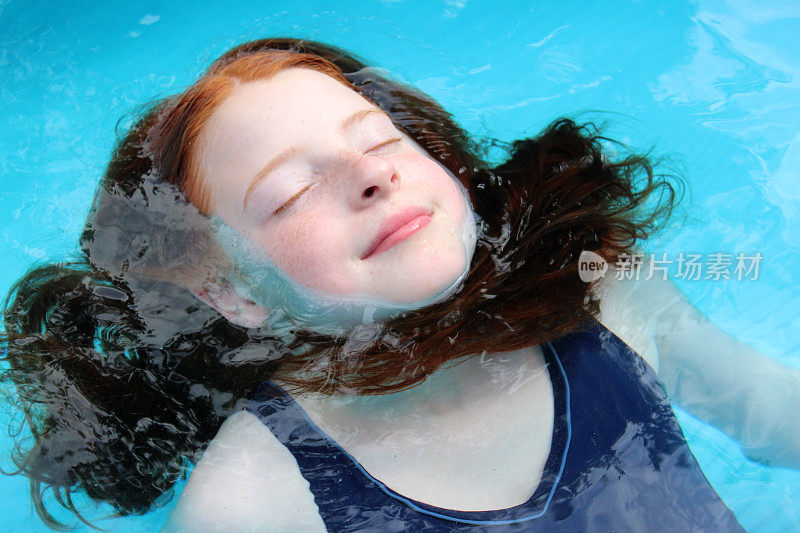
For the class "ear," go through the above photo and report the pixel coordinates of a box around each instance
[190,279,269,329]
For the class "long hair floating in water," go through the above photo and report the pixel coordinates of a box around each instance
[0,38,682,527]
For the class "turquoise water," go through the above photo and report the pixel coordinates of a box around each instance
[1,0,799,530]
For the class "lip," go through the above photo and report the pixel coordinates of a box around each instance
[361,207,432,260]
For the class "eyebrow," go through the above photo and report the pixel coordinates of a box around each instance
[242,108,388,212]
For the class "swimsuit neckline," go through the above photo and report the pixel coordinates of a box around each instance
[262,342,572,525]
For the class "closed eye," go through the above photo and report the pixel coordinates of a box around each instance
[367,137,403,154]
[273,184,312,215]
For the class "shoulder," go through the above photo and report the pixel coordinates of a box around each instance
[163,410,326,533]
[594,264,672,373]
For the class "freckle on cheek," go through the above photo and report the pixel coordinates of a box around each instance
[263,219,356,294]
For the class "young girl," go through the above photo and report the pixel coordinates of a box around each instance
[2,38,798,532]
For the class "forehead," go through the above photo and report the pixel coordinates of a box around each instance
[204,67,372,145]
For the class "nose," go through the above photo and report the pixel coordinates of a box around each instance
[342,152,399,209]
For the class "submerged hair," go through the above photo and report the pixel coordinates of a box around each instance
[1,38,682,527]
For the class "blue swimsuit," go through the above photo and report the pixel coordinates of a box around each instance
[245,319,745,532]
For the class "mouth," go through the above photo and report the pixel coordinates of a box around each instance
[361,207,432,260]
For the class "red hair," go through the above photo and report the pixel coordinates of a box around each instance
[149,50,352,214]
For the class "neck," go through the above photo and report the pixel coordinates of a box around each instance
[278,345,546,424]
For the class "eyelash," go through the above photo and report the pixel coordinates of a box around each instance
[271,137,403,215]
[367,137,403,153]
[273,184,312,215]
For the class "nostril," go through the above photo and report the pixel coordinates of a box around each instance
[363,186,378,199]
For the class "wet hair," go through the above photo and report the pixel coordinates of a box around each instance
[0,38,681,527]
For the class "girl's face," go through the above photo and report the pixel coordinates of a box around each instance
[197,67,473,305]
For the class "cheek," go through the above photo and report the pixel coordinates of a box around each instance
[405,156,469,221]
[258,214,359,294]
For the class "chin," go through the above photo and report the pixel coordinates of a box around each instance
[377,249,468,306]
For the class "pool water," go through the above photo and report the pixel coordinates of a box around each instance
[1,0,799,530]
